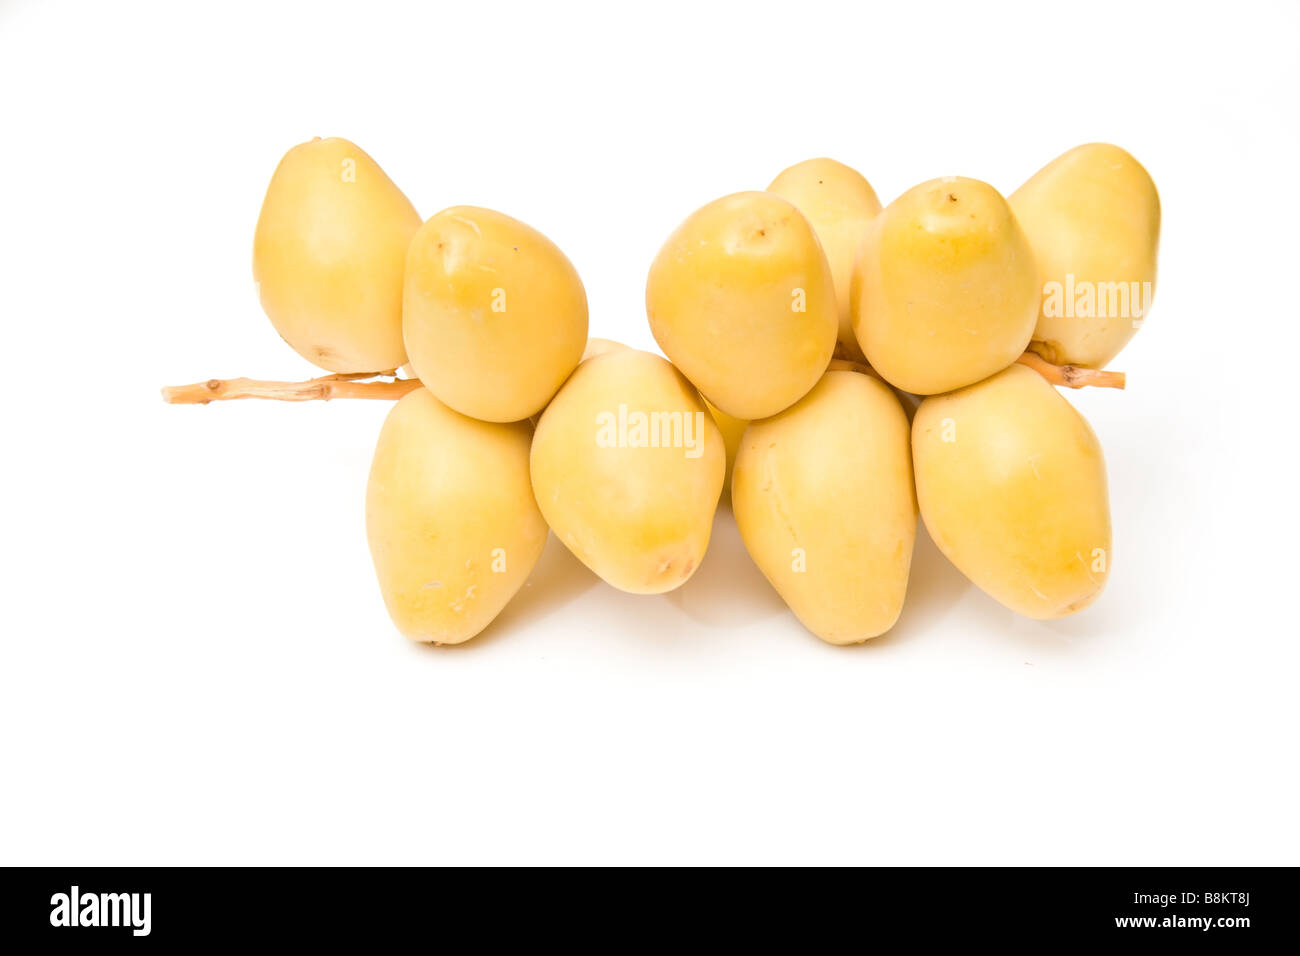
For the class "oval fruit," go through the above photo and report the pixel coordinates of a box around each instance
[530,348,725,594]
[253,136,421,373]
[912,364,1111,618]
[852,176,1039,395]
[646,191,837,420]
[366,388,547,644]
[732,370,916,643]
[403,206,588,422]
[1010,143,1161,368]
[767,158,882,361]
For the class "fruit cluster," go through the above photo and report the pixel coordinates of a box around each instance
[166,138,1159,646]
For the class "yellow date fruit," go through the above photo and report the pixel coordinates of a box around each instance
[253,137,420,373]
[732,371,916,643]
[767,158,882,361]
[646,191,837,420]
[704,397,747,501]
[403,206,588,422]
[1010,143,1161,368]
[366,388,547,644]
[852,177,1039,395]
[530,348,725,594]
[912,364,1111,619]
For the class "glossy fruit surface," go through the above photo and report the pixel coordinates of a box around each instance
[646,191,837,419]
[254,137,420,372]
[530,348,725,594]
[404,206,588,422]
[852,176,1039,395]
[912,364,1111,618]
[768,157,882,361]
[366,388,546,643]
[1010,143,1160,367]
[733,370,915,643]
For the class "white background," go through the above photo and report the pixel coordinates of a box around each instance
[1,0,1297,865]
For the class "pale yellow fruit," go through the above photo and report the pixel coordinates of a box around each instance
[1010,143,1160,368]
[704,397,747,500]
[646,191,837,420]
[852,177,1039,395]
[733,371,915,644]
[253,137,420,373]
[580,337,629,362]
[366,388,547,644]
[403,206,588,422]
[767,158,882,361]
[912,364,1111,619]
[530,348,725,594]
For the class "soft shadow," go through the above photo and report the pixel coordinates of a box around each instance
[1024,590,1126,648]
[882,523,1116,653]
[942,562,1116,655]
[883,522,972,643]
[666,507,788,627]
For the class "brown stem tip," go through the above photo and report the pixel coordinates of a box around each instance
[1015,352,1126,390]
